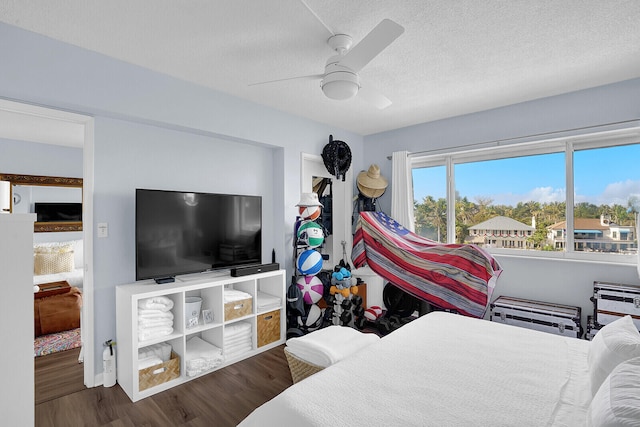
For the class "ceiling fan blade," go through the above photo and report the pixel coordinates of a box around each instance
[339,19,404,73]
[358,84,392,110]
[248,74,323,87]
[300,0,334,36]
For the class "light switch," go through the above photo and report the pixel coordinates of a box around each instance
[98,222,109,238]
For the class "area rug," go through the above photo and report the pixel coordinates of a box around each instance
[34,328,82,357]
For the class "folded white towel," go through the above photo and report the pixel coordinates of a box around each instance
[138,296,174,312]
[138,356,163,370]
[138,326,173,342]
[257,291,281,309]
[224,321,252,338]
[138,309,174,320]
[286,325,380,368]
[224,344,252,360]
[139,318,174,328]
[224,334,252,347]
[138,342,172,362]
[224,289,252,303]
[185,337,224,377]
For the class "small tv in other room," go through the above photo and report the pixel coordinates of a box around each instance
[35,202,82,222]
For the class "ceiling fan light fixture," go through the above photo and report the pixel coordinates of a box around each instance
[321,71,360,100]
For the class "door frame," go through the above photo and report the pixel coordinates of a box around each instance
[0,98,95,387]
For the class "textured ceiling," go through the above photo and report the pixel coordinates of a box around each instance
[1,0,639,136]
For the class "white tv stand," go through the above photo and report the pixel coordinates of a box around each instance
[116,269,286,402]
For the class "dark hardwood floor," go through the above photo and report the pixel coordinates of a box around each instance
[35,347,85,405]
[35,344,293,427]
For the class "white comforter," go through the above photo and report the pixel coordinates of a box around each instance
[239,311,591,427]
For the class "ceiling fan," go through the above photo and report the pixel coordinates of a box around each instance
[250,1,404,109]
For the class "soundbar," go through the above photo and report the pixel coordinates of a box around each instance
[231,263,279,277]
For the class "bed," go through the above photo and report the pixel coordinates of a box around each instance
[239,312,640,426]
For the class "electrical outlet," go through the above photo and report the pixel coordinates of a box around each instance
[98,222,109,238]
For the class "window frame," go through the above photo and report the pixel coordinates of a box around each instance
[411,126,640,265]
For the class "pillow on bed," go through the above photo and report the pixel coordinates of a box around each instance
[35,240,83,267]
[586,356,640,427]
[34,244,74,275]
[588,315,640,396]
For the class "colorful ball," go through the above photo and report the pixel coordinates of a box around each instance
[364,306,383,321]
[296,275,324,304]
[296,249,323,276]
[297,220,325,248]
[298,205,321,221]
[304,304,322,328]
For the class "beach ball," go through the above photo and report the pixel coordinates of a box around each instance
[296,275,324,304]
[299,205,321,221]
[364,306,383,321]
[296,249,323,276]
[305,304,323,328]
[297,220,324,248]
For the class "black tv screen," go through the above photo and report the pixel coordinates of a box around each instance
[35,202,82,222]
[136,189,262,280]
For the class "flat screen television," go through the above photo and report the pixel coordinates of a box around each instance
[35,202,82,222]
[135,189,262,281]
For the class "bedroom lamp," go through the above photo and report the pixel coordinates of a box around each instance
[0,180,10,213]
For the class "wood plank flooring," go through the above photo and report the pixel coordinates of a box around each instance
[35,344,293,427]
[35,347,85,405]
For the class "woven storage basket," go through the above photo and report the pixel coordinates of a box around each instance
[139,351,180,391]
[224,297,252,321]
[284,347,324,383]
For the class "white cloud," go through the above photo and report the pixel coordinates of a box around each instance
[594,179,640,206]
[488,186,565,206]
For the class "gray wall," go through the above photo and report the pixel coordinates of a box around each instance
[0,22,364,377]
[363,78,640,323]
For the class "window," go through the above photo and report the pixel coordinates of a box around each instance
[573,143,640,254]
[411,128,640,261]
[412,165,447,242]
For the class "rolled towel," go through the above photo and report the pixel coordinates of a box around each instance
[138,296,174,312]
[285,325,380,368]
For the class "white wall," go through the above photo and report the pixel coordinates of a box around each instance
[0,138,84,246]
[0,214,36,426]
[363,78,640,325]
[0,22,364,380]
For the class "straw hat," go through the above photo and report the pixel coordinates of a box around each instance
[296,192,324,207]
[357,164,388,199]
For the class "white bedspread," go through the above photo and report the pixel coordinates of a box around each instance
[239,311,591,427]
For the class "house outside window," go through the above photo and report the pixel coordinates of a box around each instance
[411,128,640,262]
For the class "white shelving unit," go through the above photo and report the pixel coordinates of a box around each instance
[116,269,286,402]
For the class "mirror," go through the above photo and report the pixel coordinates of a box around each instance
[300,153,353,269]
[0,173,83,232]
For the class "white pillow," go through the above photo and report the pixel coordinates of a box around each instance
[586,356,640,427]
[34,239,83,268]
[588,315,640,396]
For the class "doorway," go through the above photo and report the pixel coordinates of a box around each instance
[0,99,95,393]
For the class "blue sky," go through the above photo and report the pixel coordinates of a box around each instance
[412,144,640,208]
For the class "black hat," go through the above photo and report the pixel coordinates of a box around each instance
[321,135,351,182]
